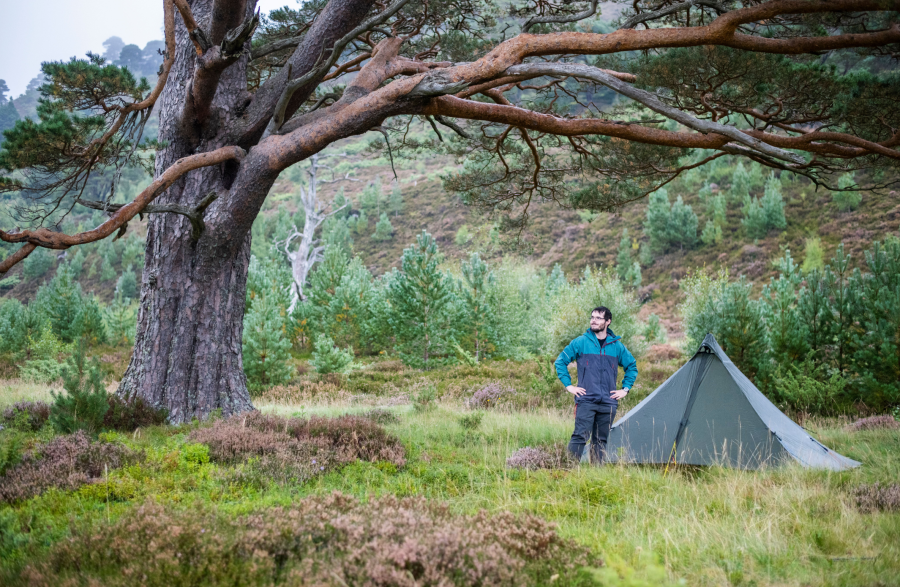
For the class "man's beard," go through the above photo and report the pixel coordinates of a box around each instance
[591,325,605,333]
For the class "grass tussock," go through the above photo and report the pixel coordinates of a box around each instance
[20,493,598,587]
[0,431,142,503]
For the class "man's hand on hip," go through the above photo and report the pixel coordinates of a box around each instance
[566,385,586,397]
[610,388,629,400]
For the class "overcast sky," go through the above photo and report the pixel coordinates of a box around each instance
[1,0,293,98]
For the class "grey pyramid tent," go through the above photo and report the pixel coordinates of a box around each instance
[606,334,860,471]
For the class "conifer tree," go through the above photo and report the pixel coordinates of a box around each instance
[359,179,382,213]
[321,215,354,257]
[644,189,698,252]
[242,293,294,392]
[716,278,770,383]
[74,296,108,346]
[117,265,137,299]
[644,189,671,253]
[855,239,900,405]
[35,263,84,344]
[546,263,566,297]
[731,162,751,201]
[69,249,86,278]
[104,294,136,346]
[824,245,857,375]
[49,341,109,435]
[22,248,54,279]
[459,252,496,362]
[625,261,642,287]
[700,220,723,245]
[355,210,368,236]
[307,246,349,314]
[669,195,699,250]
[100,253,116,282]
[372,212,394,241]
[310,335,355,374]
[387,231,458,368]
[325,257,380,350]
[763,251,809,370]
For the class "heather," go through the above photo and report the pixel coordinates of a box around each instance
[0,363,898,586]
[848,415,899,432]
[21,493,596,586]
[0,431,142,503]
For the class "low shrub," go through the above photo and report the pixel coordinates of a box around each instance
[2,401,51,432]
[458,411,484,430]
[189,412,406,486]
[49,345,109,435]
[848,415,899,432]
[20,493,598,586]
[103,395,168,431]
[0,431,143,503]
[413,386,437,413]
[466,381,514,409]
[853,483,900,513]
[506,444,573,470]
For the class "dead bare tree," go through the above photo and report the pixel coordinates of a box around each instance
[279,153,351,312]
[0,0,897,421]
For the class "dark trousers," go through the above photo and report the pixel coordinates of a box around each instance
[569,402,617,464]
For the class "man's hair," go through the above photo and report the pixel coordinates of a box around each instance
[592,306,612,321]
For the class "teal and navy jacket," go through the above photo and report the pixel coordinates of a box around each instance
[554,327,638,406]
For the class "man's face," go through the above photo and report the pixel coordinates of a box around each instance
[590,312,610,332]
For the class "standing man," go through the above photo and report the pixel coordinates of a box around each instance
[554,306,638,463]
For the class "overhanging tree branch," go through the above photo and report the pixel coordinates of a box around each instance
[0,146,245,268]
[506,62,806,164]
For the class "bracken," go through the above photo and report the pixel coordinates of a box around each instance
[20,492,599,586]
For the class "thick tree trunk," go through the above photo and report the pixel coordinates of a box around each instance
[118,0,264,423]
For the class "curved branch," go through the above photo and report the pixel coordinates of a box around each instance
[0,244,37,275]
[507,62,805,163]
[620,0,726,30]
[523,0,599,33]
[263,0,412,136]
[0,147,245,257]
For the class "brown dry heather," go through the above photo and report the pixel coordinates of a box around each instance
[466,381,516,409]
[0,431,142,503]
[848,415,900,432]
[2,401,51,432]
[854,483,900,513]
[102,395,169,431]
[189,411,406,484]
[506,444,574,471]
[20,493,597,586]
